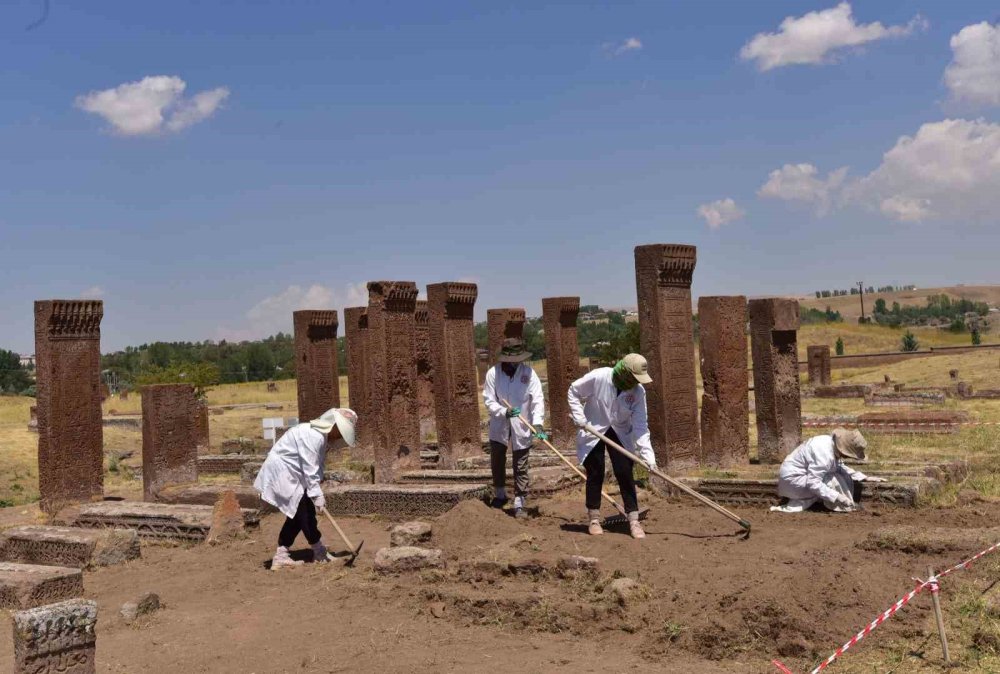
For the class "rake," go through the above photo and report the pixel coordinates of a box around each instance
[500,399,648,527]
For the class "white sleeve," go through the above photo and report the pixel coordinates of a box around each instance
[528,370,545,427]
[567,370,597,428]
[302,433,326,500]
[840,462,867,481]
[630,388,655,467]
[482,367,507,418]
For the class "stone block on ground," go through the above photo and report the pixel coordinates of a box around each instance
[323,484,488,519]
[605,577,648,605]
[197,454,259,474]
[373,546,443,574]
[557,555,600,579]
[74,501,260,542]
[205,491,246,545]
[156,484,272,512]
[13,598,97,674]
[0,562,84,610]
[389,521,432,548]
[0,526,140,569]
[120,592,161,624]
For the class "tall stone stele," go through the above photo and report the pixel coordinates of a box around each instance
[141,383,200,501]
[414,300,436,430]
[367,281,421,482]
[427,282,481,468]
[541,297,580,444]
[807,345,832,386]
[293,310,340,423]
[698,296,749,466]
[343,307,372,451]
[749,298,802,463]
[486,308,526,364]
[633,244,700,469]
[34,300,104,515]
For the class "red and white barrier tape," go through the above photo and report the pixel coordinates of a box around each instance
[773,539,1000,674]
[801,420,1000,429]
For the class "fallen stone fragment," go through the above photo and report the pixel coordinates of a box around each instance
[429,601,446,618]
[456,559,508,581]
[389,521,433,548]
[373,546,443,574]
[557,555,599,579]
[121,592,161,624]
[0,526,140,570]
[13,598,97,674]
[507,558,548,577]
[205,491,246,545]
[0,562,84,610]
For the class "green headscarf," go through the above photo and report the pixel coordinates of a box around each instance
[612,359,638,392]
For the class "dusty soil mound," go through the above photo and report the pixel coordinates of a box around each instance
[433,498,524,556]
[858,525,1000,554]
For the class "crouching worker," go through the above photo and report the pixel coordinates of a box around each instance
[772,428,885,513]
[254,408,358,569]
[483,338,545,519]
[568,354,655,539]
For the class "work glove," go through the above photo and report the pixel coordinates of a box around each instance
[863,476,887,483]
[533,430,549,442]
[311,493,326,511]
[505,406,521,418]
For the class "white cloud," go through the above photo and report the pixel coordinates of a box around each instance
[603,37,643,57]
[739,3,925,71]
[74,75,229,136]
[79,286,104,299]
[758,163,848,215]
[944,22,1000,108]
[849,118,1000,222]
[218,282,369,341]
[697,198,745,229]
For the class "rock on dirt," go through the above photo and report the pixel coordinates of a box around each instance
[374,546,443,574]
[557,555,599,579]
[121,592,161,624]
[605,577,647,605]
[390,521,432,548]
[205,491,246,546]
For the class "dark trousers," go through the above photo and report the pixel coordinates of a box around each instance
[278,494,322,548]
[490,440,530,497]
[583,428,638,513]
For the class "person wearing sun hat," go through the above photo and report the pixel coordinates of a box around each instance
[772,428,886,513]
[567,353,655,539]
[254,408,358,568]
[483,338,545,519]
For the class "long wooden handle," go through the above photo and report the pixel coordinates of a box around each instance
[500,399,626,517]
[319,506,356,550]
[583,424,751,531]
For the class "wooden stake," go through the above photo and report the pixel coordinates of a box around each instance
[928,566,951,664]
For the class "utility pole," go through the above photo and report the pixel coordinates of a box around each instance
[858,281,866,322]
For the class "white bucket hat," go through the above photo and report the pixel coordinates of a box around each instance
[310,408,358,447]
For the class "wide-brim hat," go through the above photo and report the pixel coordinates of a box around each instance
[498,338,531,363]
[831,428,867,461]
[622,353,653,384]
[310,408,358,447]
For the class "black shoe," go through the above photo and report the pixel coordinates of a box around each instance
[514,507,528,520]
[490,497,508,509]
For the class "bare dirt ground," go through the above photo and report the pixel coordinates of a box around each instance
[2,488,999,673]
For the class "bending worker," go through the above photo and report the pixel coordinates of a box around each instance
[772,428,885,513]
[483,338,545,519]
[567,353,655,539]
[254,408,358,569]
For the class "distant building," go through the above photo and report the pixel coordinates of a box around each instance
[18,354,35,368]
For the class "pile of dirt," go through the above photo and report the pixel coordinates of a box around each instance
[433,498,525,556]
[858,525,1000,554]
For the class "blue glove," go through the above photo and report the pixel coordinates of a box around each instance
[505,407,521,418]
[533,430,549,441]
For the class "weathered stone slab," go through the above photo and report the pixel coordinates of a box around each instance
[806,345,831,385]
[293,309,340,424]
[414,300,436,433]
[197,454,259,474]
[749,298,801,462]
[343,307,372,450]
[814,384,872,399]
[634,245,700,468]
[698,296,748,466]
[155,484,270,512]
[322,484,488,518]
[374,546,443,574]
[0,526,140,569]
[865,391,946,407]
[400,466,581,495]
[542,297,581,445]
[389,521,432,548]
[13,598,97,674]
[74,501,260,542]
[486,308,526,364]
[34,300,104,515]
[663,477,936,507]
[0,563,83,610]
[142,383,200,500]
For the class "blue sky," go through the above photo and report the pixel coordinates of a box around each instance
[2,1,998,352]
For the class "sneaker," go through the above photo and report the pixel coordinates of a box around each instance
[490,497,508,509]
[271,546,304,570]
[514,507,528,520]
[588,519,604,536]
[629,520,646,540]
[311,542,331,563]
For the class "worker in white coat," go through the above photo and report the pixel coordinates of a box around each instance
[483,338,545,519]
[567,353,655,539]
[772,428,885,513]
[254,408,358,569]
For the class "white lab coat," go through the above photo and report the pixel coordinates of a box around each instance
[253,423,328,519]
[777,435,868,509]
[567,367,656,467]
[482,363,545,450]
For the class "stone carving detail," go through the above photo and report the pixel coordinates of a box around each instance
[749,298,802,463]
[13,598,97,674]
[542,297,580,444]
[486,308,526,363]
[699,296,749,466]
[293,310,340,424]
[323,484,489,519]
[343,307,372,451]
[141,384,200,501]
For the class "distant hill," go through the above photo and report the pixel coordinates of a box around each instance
[798,285,1000,333]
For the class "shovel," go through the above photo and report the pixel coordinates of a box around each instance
[582,423,752,539]
[500,399,648,527]
[318,506,364,567]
